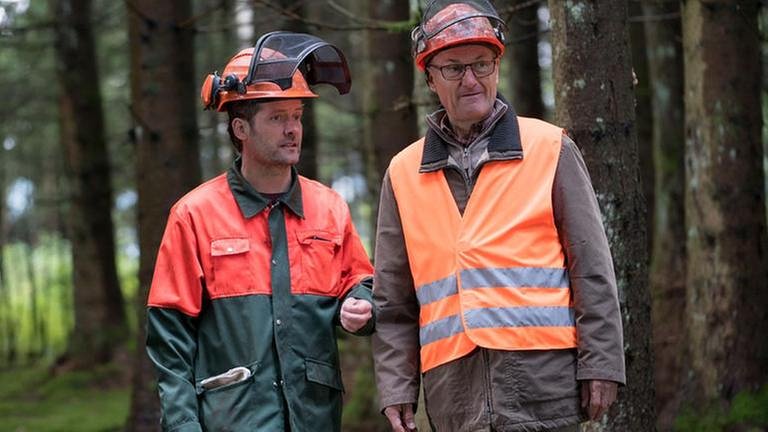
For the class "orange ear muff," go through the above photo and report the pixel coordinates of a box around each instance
[201,73,222,110]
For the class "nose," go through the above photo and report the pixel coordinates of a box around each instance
[284,118,301,137]
[460,66,480,86]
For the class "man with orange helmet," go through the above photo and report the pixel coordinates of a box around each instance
[146,32,373,432]
[371,1,625,431]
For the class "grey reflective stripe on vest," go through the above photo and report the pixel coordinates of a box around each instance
[464,306,575,328]
[415,267,568,306]
[461,267,569,289]
[419,306,576,346]
[416,275,458,306]
[417,267,574,346]
[420,314,464,346]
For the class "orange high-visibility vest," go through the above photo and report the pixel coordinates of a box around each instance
[388,117,577,373]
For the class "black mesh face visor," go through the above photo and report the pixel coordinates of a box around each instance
[244,31,351,95]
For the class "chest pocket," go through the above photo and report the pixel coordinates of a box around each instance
[296,229,341,296]
[210,238,256,297]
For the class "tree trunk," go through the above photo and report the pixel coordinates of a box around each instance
[51,0,127,368]
[682,0,768,406]
[629,1,654,254]
[364,0,418,235]
[641,1,687,429]
[125,1,201,430]
[199,0,236,179]
[504,0,544,118]
[548,1,655,430]
[275,0,319,181]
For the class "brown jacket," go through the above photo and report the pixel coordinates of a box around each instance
[371,99,625,431]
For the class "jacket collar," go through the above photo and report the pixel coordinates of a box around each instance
[419,94,524,173]
[227,157,304,219]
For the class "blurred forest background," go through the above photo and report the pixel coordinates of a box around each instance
[0,0,767,431]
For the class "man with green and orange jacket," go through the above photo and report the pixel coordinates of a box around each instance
[372,1,626,431]
[146,32,374,432]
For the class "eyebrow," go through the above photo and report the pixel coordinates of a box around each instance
[268,105,304,114]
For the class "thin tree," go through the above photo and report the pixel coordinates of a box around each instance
[50,0,128,368]
[502,0,545,118]
[682,0,768,408]
[642,0,686,429]
[548,1,655,430]
[125,0,202,429]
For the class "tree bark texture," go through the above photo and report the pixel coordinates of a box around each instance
[641,1,687,429]
[503,0,545,118]
[365,0,419,185]
[682,0,768,406]
[364,0,419,236]
[51,0,127,367]
[548,1,655,430]
[629,1,654,255]
[125,0,201,430]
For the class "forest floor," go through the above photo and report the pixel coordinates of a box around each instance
[0,362,129,432]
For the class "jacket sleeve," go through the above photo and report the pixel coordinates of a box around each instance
[335,200,376,335]
[371,170,422,411]
[145,208,204,431]
[553,135,626,385]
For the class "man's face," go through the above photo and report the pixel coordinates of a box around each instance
[426,44,499,131]
[240,99,304,169]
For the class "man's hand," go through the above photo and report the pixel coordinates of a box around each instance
[580,380,618,421]
[383,403,417,432]
[340,297,372,332]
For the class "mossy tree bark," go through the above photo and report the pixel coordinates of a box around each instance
[548,1,655,430]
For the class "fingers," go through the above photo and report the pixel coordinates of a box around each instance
[583,380,618,421]
[402,403,417,431]
[340,298,373,332]
[384,405,406,432]
[580,380,589,411]
[342,298,372,314]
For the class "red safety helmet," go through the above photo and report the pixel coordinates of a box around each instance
[201,31,352,111]
[412,0,507,71]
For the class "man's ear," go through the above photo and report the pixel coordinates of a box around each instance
[231,117,250,142]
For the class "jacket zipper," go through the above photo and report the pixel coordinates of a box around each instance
[483,348,493,423]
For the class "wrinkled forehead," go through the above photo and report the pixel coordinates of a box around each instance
[430,43,497,63]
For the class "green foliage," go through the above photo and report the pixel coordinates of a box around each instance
[674,385,768,432]
[0,234,139,366]
[0,363,130,432]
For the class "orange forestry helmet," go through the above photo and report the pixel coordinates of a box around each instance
[201,31,352,111]
[412,0,507,71]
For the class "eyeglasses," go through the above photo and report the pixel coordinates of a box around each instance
[427,59,497,81]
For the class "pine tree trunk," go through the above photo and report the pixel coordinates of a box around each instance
[364,0,418,237]
[51,0,127,368]
[642,1,687,429]
[682,0,768,406]
[125,0,201,429]
[504,0,545,118]
[548,1,655,430]
[629,1,654,254]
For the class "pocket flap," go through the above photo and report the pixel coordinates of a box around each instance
[297,230,341,246]
[211,238,249,256]
[305,358,343,391]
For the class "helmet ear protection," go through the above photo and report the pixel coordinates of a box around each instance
[201,73,246,111]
